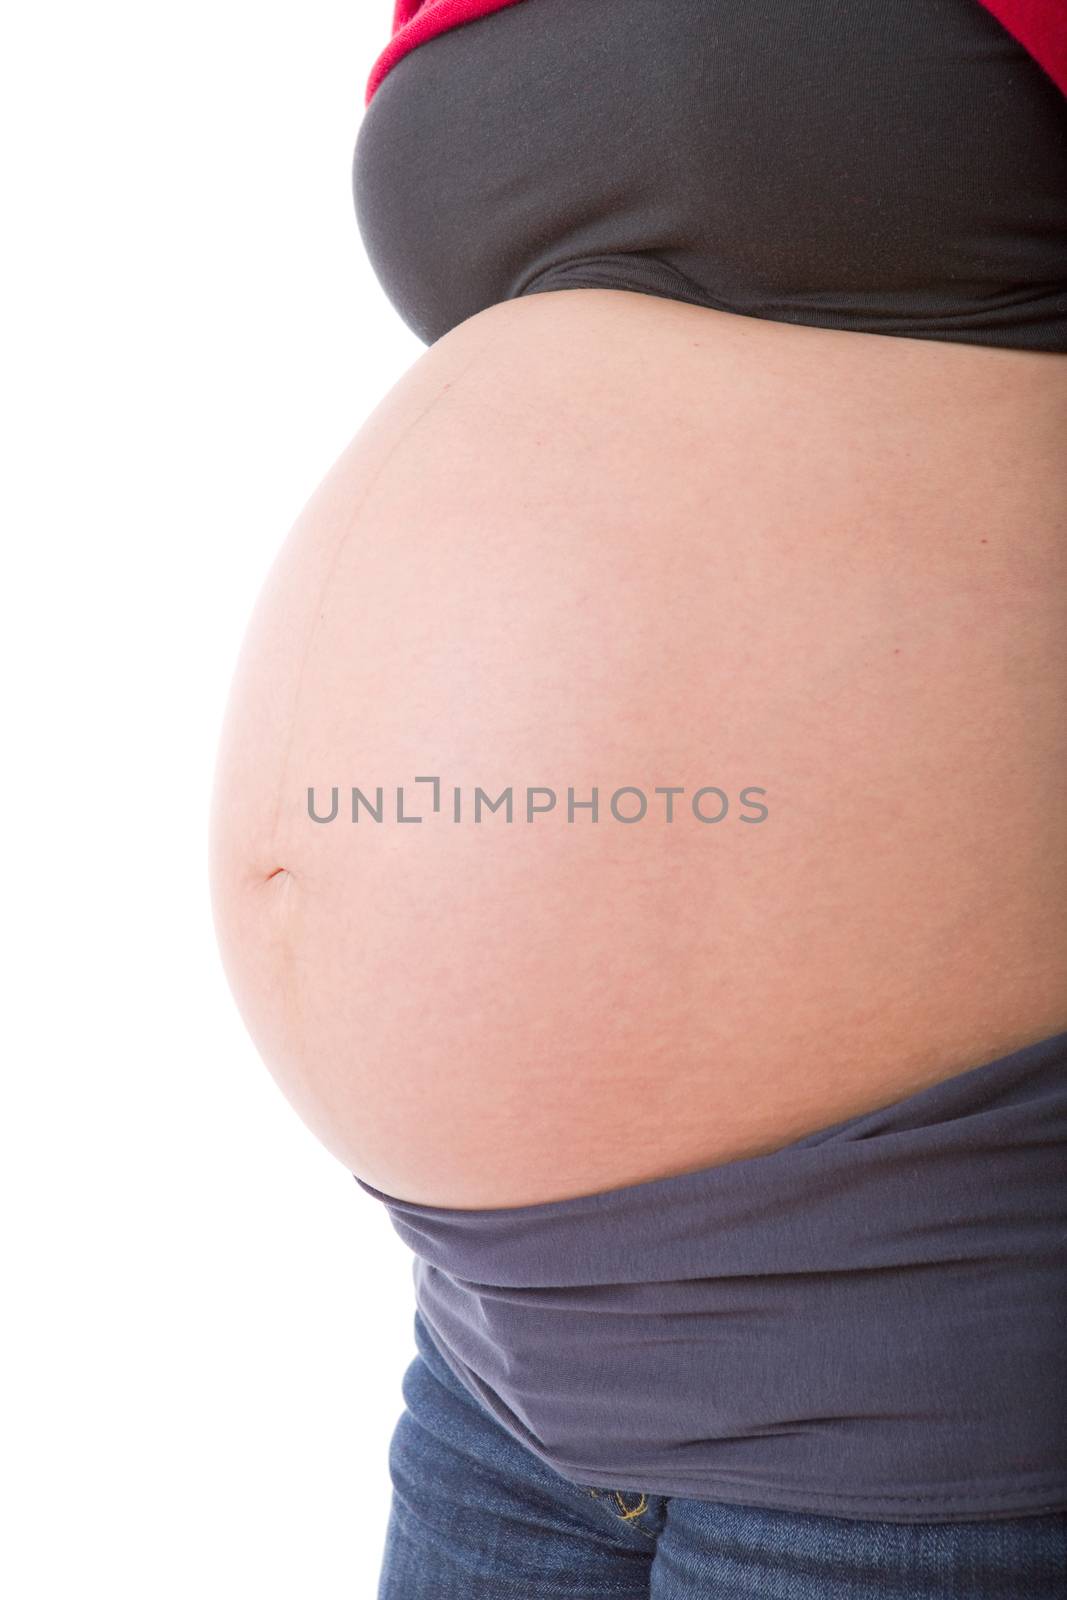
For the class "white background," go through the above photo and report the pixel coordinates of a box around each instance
[3,5,427,1593]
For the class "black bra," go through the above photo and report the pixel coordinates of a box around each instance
[353,0,1067,350]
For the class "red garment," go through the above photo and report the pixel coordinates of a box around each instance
[363,0,1067,107]
[977,0,1067,94]
[365,0,527,104]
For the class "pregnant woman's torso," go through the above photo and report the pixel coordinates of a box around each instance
[209,3,1067,1208]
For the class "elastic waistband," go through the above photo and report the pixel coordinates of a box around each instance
[355,1029,1067,1521]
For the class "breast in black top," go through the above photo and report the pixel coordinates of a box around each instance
[353,0,1067,350]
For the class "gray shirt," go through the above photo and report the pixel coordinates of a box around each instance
[357,1027,1067,1522]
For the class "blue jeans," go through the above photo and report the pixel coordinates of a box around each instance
[376,1308,1067,1599]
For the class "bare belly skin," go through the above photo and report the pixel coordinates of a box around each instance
[209,288,1067,1208]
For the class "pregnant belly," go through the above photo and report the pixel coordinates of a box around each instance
[209,288,1067,1207]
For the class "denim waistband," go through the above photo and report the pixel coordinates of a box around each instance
[355,1028,1067,1522]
